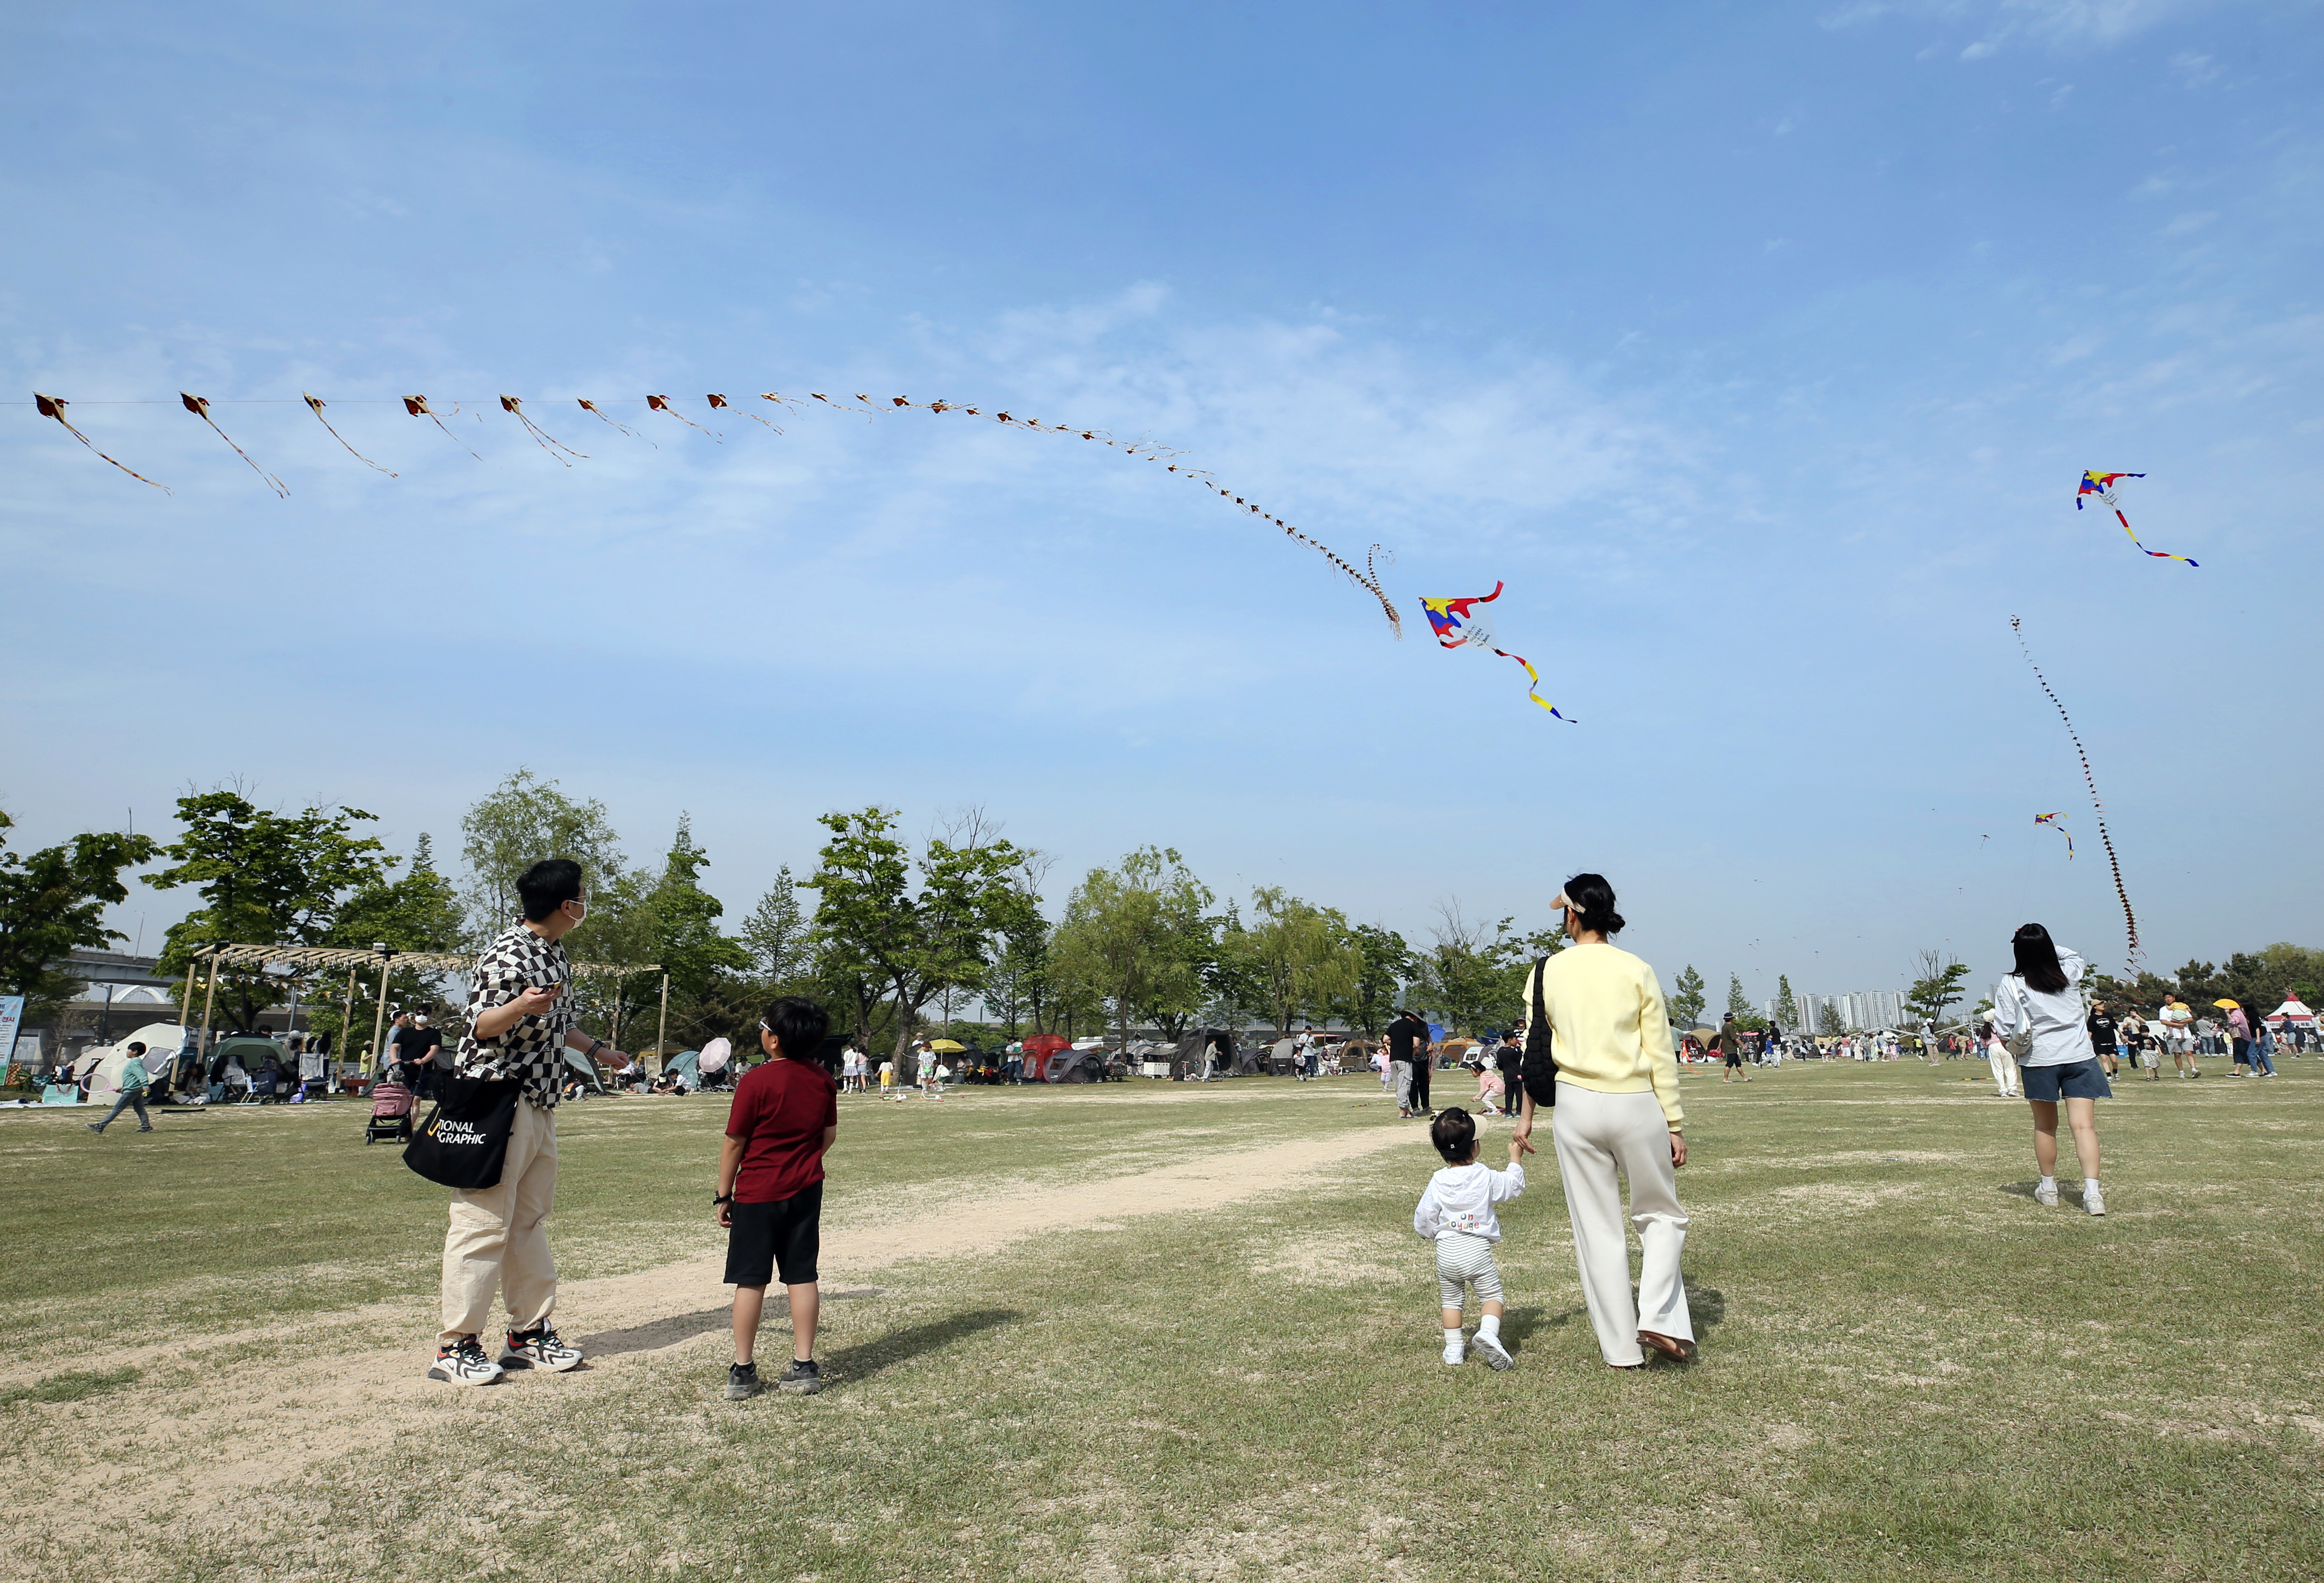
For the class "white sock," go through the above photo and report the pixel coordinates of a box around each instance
[1442,1327,1463,1352]
[2083,1178,2100,1194]
[1477,1314,1502,1342]
[2038,1175,2056,1193]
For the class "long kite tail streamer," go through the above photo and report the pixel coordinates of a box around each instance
[302,393,396,475]
[2012,615,2139,968]
[1417,582,1570,720]
[2034,811,2075,859]
[577,398,654,446]
[647,393,721,441]
[32,393,170,492]
[2077,471,2197,567]
[708,393,783,434]
[403,395,481,461]
[499,396,588,465]
[181,393,288,497]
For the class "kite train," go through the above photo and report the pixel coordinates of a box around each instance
[2077,471,2197,567]
[2012,616,2140,969]
[1418,583,1569,720]
[2034,811,2074,860]
[17,386,1398,634]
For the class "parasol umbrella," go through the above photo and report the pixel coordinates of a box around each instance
[2213,999,2241,1010]
[698,1037,731,1073]
[929,1039,967,1053]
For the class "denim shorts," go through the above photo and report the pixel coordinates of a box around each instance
[2022,1059,2112,1103]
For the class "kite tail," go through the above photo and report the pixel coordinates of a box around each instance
[577,399,654,446]
[500,397,588,465]
[2013,616,2140,969]
[646,395,721,441]
[1495,648,1570,721]
[2115,508,2198,568]
[33,394,170,492]
[181,394,288,497]
[403,396,482,461]
[303,394,397,475]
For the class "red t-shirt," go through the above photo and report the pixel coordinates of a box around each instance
[726,1059,839,1204]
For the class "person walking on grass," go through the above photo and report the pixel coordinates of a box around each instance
[1414,1107,1525,1371]
[718,996,838,1401]
[1989,923,2109,1218]
[1386,1008,1429,1119]
[1719,1014,1750,1084]
[1510,874,1693,1370]
[2157,994,2194,1078]
[1980,1019,2021,1098]
[87,1042,154,1134]
[2228,1004,2255,1076]
[430,858,630,1387]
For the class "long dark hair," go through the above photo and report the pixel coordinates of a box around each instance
[1563,873,1626,936]
[2011,924,2068,994]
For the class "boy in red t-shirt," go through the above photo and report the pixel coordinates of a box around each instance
[716,997,838,1399]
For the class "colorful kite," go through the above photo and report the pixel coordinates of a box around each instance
[2013,615,2139,968]
[1418,583,1568,720]
[2078,471,2196,567]
[2034,811,2074,859]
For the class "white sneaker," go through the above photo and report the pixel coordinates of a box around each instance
[2084,1188,2105,1217]
[1472,1332,1514,1371]
[500,1322,584,1372]
[1442,1346,1465,1367]
[2034,1182,2059,1207]
[428,1336,506,1386]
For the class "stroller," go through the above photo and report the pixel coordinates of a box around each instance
[365,1078,417,1144]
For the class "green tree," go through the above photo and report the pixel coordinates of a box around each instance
[1774,974,1800,1031]
[1905,949,1972,1028]
[1725,973,1752,1024]
[801,807,1032,1078]
[458,769,622,942]
[1411,901,1529,1035]
[309,831,467,1059]
[148,789,394,1032]
[1236,886,1358,1038]
[1817,999,1847,1036]
[1051,847,1216,1053]
[0,810,158,1030]
[740,864,808,984]
[1667,964,1707,1030]
[1345,924,1415,1037]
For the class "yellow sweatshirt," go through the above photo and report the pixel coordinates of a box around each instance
[1527,943,1684,1127]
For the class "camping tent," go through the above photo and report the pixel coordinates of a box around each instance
[2266,998,2316,1029]
[69,1022,190,1101]
[1172,1026,1244,1079]
[1044,1048,1113,1084]
[1021,1033,1070,1083]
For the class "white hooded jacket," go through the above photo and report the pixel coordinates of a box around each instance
[1413,1160,1526,1243]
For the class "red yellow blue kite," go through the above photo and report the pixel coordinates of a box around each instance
[2078,471,2197,567]
[1418,583,1569,720]
[2035,811,2073,859]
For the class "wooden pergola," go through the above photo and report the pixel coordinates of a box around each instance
[180,943,669,1080]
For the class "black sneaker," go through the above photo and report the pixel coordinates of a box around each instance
[427,1336,506,1386]
[776,1359,824,1395]
[726,1362,763,1400]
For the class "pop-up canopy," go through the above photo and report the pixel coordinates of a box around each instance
[2266,998,2316,1027]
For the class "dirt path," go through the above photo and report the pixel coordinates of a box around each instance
[3,1120,1419,1573]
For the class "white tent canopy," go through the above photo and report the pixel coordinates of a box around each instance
[68,1023,191,1099]
[2266,998,2316,1025]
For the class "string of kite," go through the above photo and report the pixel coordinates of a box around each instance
[2012,615,2139,969]
[2034,811,2074,860]
[20,386,1398,634]
[2078,471,2197,567]
[1417,582,1568,720]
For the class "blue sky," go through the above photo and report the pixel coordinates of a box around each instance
[3,0,2319,1009]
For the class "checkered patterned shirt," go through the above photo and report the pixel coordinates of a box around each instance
[455,923,576,1109]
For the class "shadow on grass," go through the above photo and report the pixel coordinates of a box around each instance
[824,1308,1021,1385]
[1997,1181,2040,1199]
[577,1288,886,1359]
[1500,1282,1723,1362]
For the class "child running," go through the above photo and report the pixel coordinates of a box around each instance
[1413,1106,1526,1370]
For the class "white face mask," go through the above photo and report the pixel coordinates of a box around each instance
[565,899,587,925]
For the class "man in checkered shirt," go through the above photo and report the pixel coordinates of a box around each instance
[429,858,631,1387]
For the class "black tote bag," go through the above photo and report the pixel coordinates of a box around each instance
[1519,955,1559,1108]
[402,1076,522,1191]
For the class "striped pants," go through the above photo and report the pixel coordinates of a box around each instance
[1436,1231,1504,1308]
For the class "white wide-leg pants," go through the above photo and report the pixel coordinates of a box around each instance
[1551,1083,1692,1367]
[1987,1043,2021,1097]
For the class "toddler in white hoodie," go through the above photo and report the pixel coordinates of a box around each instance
[1413,1106,1526,1369]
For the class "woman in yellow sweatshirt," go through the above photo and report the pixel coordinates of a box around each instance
[1510,873,1693,1369]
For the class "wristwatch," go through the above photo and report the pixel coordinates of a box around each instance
[712,1191,732,1206]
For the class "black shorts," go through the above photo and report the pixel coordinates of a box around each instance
[1725,1051,1743,1068]
[724,1180,823,1288]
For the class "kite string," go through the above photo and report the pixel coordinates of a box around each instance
[2012,616,2140,969]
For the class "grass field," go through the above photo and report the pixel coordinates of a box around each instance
[3,1058,2319,1583]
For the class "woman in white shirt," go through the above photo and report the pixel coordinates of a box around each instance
[1989,923,2109,1216]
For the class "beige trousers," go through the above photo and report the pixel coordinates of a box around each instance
[1551,1082,1692,1367]
[439,1099,558,1346]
